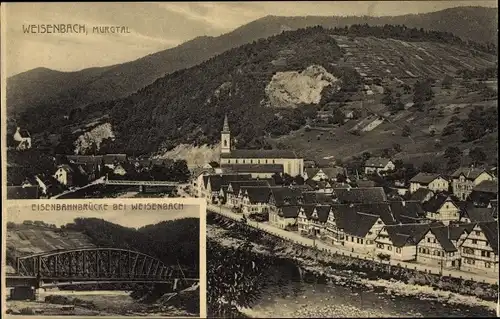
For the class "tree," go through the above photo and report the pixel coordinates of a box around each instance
[421,161,438,173]
[442,75,453,89]
[336,173,347,183]
[362,152,371,162]
[392,143,402,153]
[444,146,461,159]
[171,160,191,182]
[402,125,411,137]
[271,173,283,185]
[469,147,487,165]
[209,161,220,168]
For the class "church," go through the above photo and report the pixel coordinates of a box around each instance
[219,115,304,177]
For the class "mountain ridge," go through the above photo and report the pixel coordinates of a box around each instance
[7,6,497,118]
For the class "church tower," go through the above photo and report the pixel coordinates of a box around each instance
[221,114,231,154]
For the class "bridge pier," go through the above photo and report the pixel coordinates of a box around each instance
[139,185,144,193]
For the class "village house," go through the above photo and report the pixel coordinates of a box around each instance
[191,169,214,198]
[422,194,461,225]
[53,165,74,186]
[416,222,469,269]
[300,205,332,238]
[409,188,435,203]
[305,179,333,193]
[333,187,387,204]
[460,221,498,276]
[451,167,495,201]
[326,205,386,255]
[238,186,272,214]
[468,180,498,207]
[103,154,128,169]
[113,163,128,176]
[297,205,319,235]
[202,174,252,203]
[13,127,32,150]
[364,157,395,175]
[459,202,496,224]
[374,224,429,261]
[225,180,273,207]
[409,173,449,194]
[219,115,304,177]
[268,187,304,213]
[269,205,300,229]
[304,168,329,181]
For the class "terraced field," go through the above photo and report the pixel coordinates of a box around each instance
[333,35,496,83]
[6,226,95,272]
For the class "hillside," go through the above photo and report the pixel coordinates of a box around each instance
[6,218,200,272]
[7,6,497,117]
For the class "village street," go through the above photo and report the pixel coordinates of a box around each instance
[206,202,498,285]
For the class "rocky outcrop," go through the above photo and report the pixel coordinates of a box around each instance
[265,65,340,108]
[73,123,114,155]
[157,144,219,168]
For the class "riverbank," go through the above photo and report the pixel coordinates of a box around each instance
[6,287,199,317]
[207,213,498,315]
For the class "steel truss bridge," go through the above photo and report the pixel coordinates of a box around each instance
[105,180,179,187]
[7,248,198,289]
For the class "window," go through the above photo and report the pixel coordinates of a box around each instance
[235,160,239,164]
[360,239,364,244]
[243,159,245,164]
[377,220,382,224]
[433,238,437,244]
[387,245,392,251]
[427,238,431,243]
[463,247,474,255]
[228,160,231,164]
[265,160,268,164]
[481,251,491,258]
[475,231,481,236]
[273,160,275,164]
[485,262,492,268]
[472,239,477,245]
[396,248,402,253]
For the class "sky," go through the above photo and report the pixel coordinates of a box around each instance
[6,202,201,228]
[3,1,498,76]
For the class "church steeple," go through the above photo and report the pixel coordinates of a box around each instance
[221,114,231,154]
[222,114,230,132]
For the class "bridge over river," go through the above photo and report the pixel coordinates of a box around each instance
[6,247,198,291]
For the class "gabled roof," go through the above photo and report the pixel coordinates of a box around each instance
[451,167,491,180]
[389,201,425,221]
[472,180,498,194]
[220,149,299,159]
[477,221,498,252]
[312,205,331,223]
[460,202,496,222]
[305,168,321,178]
[7,186,40,199]
[242,186,272,204]
[410,188,434,202]
[338,210,380,238]
[220,164,284,173]
[227,180,273,194]
[270,187,304,206]
[334,187,387,204]
[410,172,444,185]
[322,167,346,179]
[57,164,74,173]
[302,192,333,204]
[305,179,331,189]
[356,180,377,188]
[422,194,456,213]
[382,224,430,247]
[207,174,253,192]
[425,223,458,252]
[365,157,392,168]
[278,206,301,218]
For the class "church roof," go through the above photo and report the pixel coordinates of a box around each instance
[220,149,299,159]
[220,164,283,174]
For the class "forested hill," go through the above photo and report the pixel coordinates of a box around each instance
[7,6,497,118]
[20,24,496,156]
[64,218,199,268]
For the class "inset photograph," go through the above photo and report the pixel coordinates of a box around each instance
[4,199,204,317]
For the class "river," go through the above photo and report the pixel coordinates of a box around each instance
[241,280,496,318]
[208,221,498,318]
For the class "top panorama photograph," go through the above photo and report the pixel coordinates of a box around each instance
[3,1,498,201]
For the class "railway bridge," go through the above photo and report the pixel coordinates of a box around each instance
[104,179,180,193]
[6,247,198,291]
